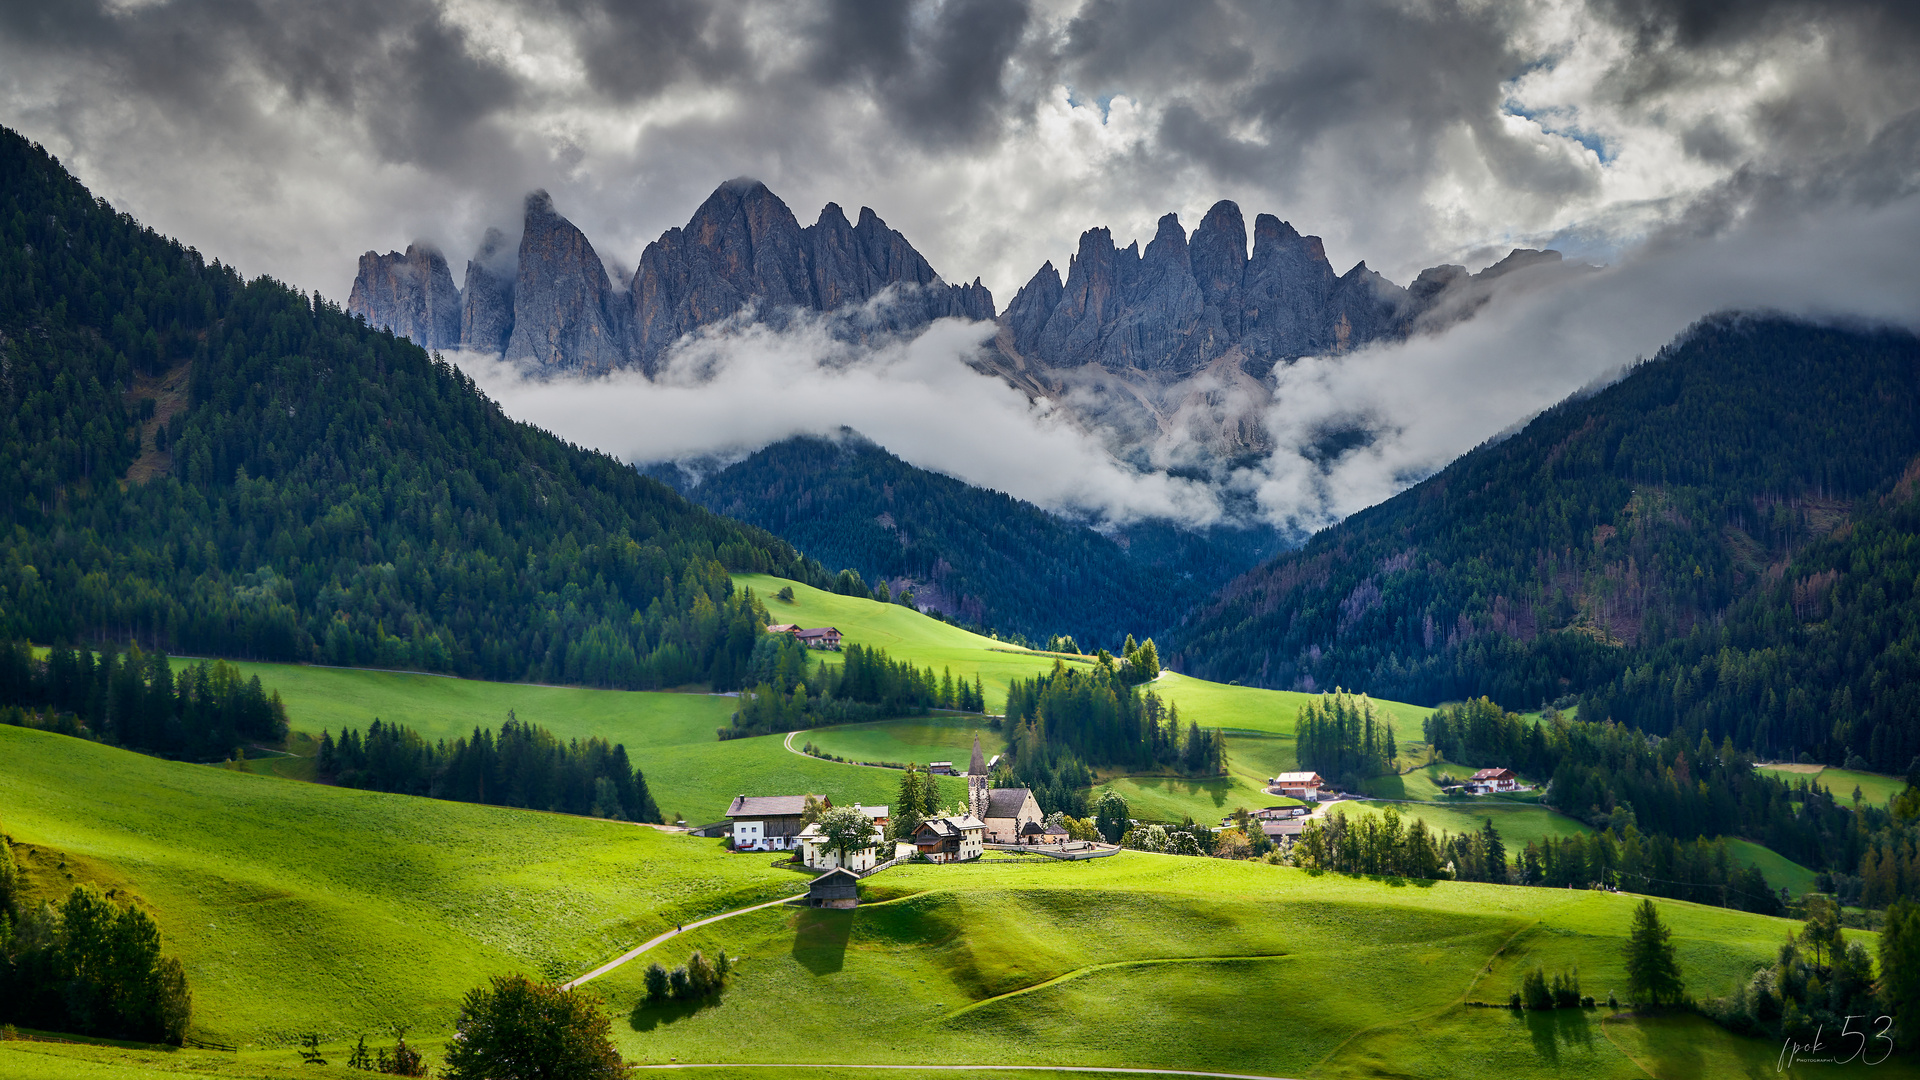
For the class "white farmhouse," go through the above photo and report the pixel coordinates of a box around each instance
[725,794,816,851]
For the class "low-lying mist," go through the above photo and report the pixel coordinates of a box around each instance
[458,194,1920,539]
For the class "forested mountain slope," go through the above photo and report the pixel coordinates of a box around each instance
[0,126,809,690]
[670,433,1271,647]
[1172,315,1920,768]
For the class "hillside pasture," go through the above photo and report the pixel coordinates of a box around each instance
[204,659,926,822]
[0,725,800,1046]
[584,852,1884,1078]
[1757,763,1908,807]
[0,724,1884,1079]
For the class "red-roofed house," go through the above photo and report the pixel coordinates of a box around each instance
[1269,771,1324,801]
[1468,768,1519,793]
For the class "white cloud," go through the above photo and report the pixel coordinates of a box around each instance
[455,302,1226,527]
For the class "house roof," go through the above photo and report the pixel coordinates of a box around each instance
[1470,768,1515,781]
[969,735,987,776]
[854,804,888,819]
[726,795,815,818]
[795,627,841,639]
[766,624,798,633]
[1019,820,1046,835]
[807,868,860,899]
[1273,771,1323,784]
[915,814,984,838]
[984,788,1036,818]
[1262,820,1307,836]
[797,821,881,841]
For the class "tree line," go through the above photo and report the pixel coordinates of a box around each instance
[1002,659,1223,776]
[1426,695,1910,906]
[0,639,287,761]
[1295,690,1397,786]
[724,637,984,738]
[1292,806,1784,915]
[316,714,662,823]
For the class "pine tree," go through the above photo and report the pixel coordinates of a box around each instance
[1481,818,1507,880]
[895,765,924,839]
[1624,899,1685,1006]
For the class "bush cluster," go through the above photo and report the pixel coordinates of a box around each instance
[642,949,731,1005]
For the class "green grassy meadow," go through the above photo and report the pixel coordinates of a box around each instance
[201,659,945,823]
[1,721,1893,1079]
[0,724,803,1047]
[1757,763,1908,807]
[583,853,1894,1078]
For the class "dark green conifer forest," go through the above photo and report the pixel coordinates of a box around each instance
[1174,316,1920,770]
[671,432,1274,648]
[0,127,808,691]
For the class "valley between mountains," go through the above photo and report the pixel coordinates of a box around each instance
[3,120,1919,1080]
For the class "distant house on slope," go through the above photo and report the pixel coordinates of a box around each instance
[1468,768,1518,794]
[1269,772,1324,801]
[795,627,842,650]
[766,623,799,634]
[726,794,819,851]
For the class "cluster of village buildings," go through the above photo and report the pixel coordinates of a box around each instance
[723,738,1062,876]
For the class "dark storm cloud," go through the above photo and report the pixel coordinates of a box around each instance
[806,0,1034,148]
[558,0,753,103]
[1592,0,1920,50]
[0,0,520,172]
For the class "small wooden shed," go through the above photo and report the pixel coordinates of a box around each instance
[806,867,861,909]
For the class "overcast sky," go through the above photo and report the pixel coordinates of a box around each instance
[3,0,1915,299]
[4,0,1917,531]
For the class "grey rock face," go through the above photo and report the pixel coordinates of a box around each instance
[347,243,462,350]
[629,179,994,372]
[505,191,629,375]
[460,227,516,356]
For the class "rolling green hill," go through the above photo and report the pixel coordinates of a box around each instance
[2,720,1894,1080]
[0,724,798,1047]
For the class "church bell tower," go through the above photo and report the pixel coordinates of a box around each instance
[967,735,989,820]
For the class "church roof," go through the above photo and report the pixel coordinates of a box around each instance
[984,788,1035,818]
[969,735,987,776]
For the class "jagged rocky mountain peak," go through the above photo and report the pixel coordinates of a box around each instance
[346,241,462,351]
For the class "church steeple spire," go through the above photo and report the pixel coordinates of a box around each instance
[967,734,989,820]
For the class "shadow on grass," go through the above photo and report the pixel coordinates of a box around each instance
[1523,1008,1599,1063]
[628,995,722,1032]
[791,907,853,975]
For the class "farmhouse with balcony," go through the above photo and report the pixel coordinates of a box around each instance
[1269,771,1325,800]
[1467,768,1519,793]
[725,794,821,851]
[911,814,985,863]
[795,627,843,650]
